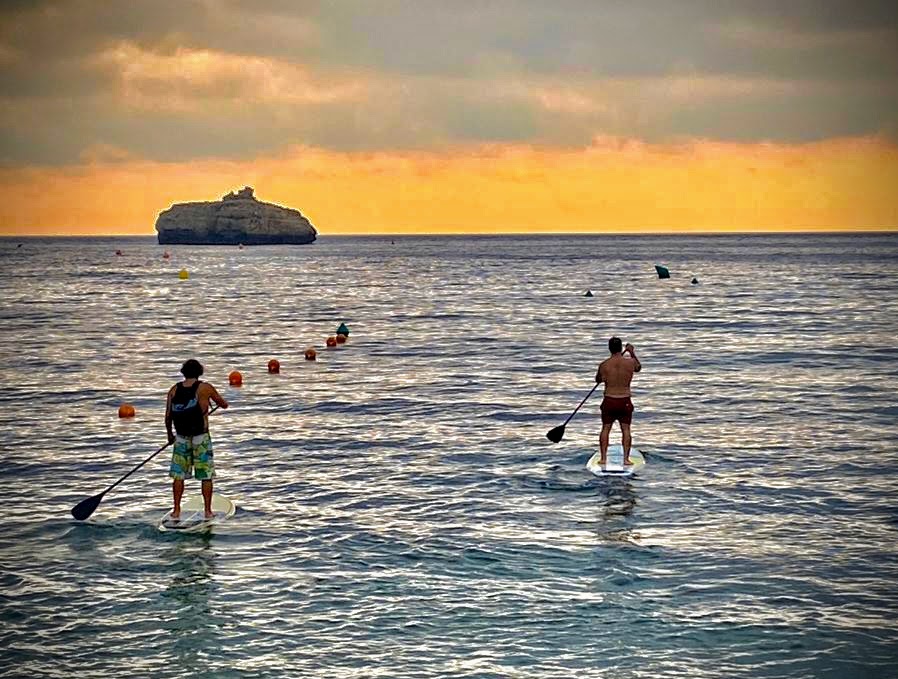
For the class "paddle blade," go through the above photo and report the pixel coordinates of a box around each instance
[71,493,104,521]
[546,425,566,443]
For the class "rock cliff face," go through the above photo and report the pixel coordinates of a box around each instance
[155,187,317,245]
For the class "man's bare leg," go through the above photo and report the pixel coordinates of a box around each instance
[202,479,213,518]
[621,423,633,465]
[599,423,613,463]
[172,479,184,518]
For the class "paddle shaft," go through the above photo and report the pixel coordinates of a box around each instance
[99,441,171,498]
[561,382,599,427]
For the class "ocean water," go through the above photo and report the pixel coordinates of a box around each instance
[1,233,897,678]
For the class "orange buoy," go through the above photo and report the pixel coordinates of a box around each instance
[326,336,337,348]
[335,334,347,345]
[118,403,136,418]
[304,347,317,361]
[268,359,280,374]
[228,370,243,386]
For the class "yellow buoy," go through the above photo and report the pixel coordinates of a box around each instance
[179,269,189,280]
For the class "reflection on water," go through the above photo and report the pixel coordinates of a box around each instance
[161,534,215,608]
[160,534,219,665]
[594,479,638,544]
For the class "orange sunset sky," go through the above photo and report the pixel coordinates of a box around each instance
[1,2,896,235]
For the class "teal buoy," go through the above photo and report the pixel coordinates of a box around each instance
[655,265,670,279]
[336,322,350,336]
[584,290,593,297]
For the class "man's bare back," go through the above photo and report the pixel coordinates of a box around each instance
[597,343,641,397]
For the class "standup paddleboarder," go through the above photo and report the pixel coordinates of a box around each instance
[595,338,641,466]
[165,359,229,519]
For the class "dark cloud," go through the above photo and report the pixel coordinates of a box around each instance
[4,1,896,76]
[717,0,898,32]
[660,88,898,143]
[230,0,898,80]
[0,0,895,164]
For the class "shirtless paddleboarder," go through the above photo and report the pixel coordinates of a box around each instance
[596,337,641,466]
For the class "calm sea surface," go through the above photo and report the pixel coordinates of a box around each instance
[1,233,897,678]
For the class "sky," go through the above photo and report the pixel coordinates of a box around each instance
[1,0,896,235]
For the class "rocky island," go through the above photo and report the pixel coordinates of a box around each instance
[155,187,317,245]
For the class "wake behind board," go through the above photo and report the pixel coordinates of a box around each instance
[586,445,645,477]
[158,493,235,533]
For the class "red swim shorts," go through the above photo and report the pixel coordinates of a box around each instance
[601,396,633,425]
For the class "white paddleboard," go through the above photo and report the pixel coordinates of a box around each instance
[158,493,236,533]
[586,445,645,477]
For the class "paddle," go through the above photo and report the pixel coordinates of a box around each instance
[546,383,599,443]
[71,404,220,521]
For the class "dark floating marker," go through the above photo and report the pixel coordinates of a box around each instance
[655,264,670,279]
[336,322,350,336]
[692,277,699,285]
[584,290,594,297]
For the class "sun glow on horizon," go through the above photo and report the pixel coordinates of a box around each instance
[1,135,896,236]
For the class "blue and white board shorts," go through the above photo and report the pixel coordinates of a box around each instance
[170,432,215,480]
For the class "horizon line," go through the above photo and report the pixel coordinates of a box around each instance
[3,228,897,239]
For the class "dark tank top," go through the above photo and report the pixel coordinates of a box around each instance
[171,381,206,437]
